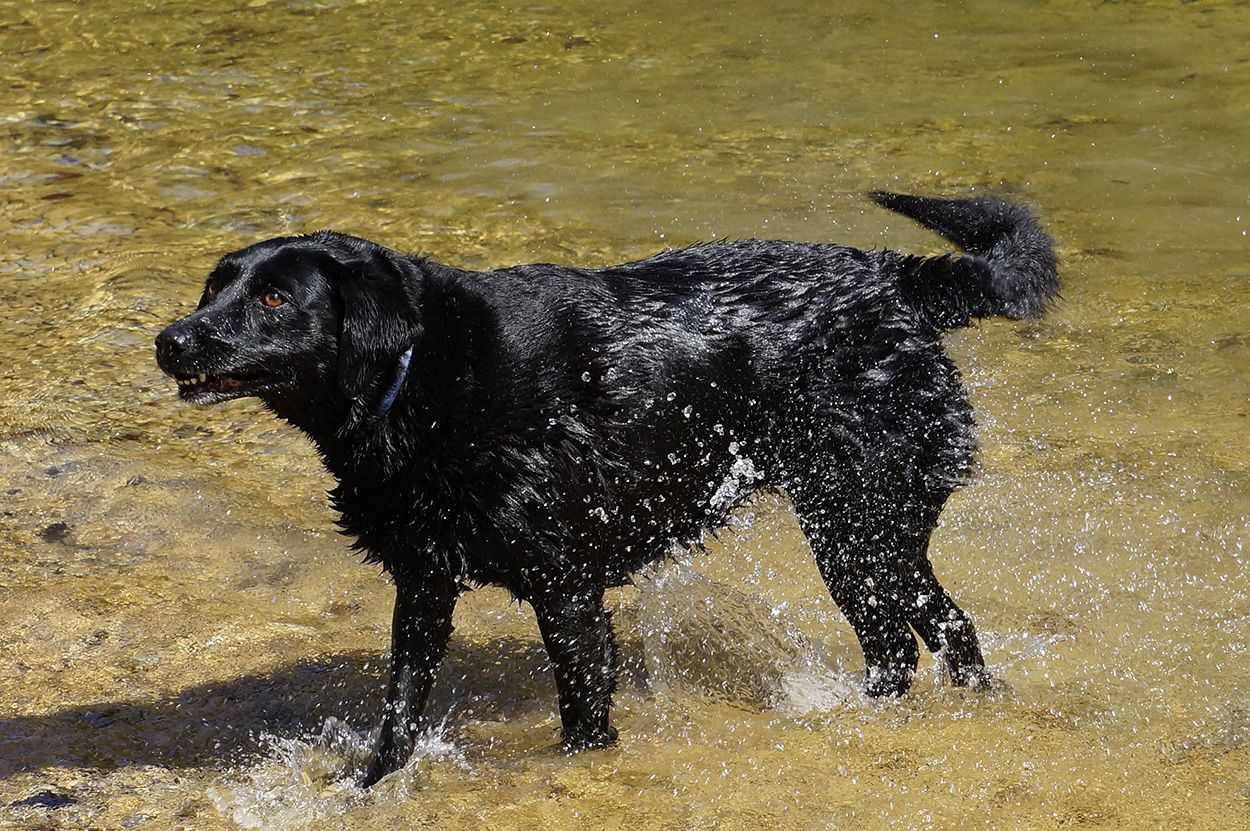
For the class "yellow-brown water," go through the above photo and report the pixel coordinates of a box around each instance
[2,1,1248,828]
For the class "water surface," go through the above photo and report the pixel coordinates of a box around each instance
[2,1,1248,828]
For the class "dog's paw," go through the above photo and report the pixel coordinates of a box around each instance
[563,725,619,753]
[863,665,914,698]
[950,662,993,689]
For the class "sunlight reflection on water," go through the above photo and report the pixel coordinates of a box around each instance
[1,0,1249,829]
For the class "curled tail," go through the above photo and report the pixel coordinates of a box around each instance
[871,191,1059,330]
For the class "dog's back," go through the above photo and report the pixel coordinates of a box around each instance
[379,194,1059,592]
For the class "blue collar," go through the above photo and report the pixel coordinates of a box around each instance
[369,345,413,422]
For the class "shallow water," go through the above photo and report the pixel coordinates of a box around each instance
[2,0,1248,828]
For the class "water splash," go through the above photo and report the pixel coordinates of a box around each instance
[208,717,463,828]
[634,560,856,714]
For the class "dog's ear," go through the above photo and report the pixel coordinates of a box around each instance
[325,236,424,429]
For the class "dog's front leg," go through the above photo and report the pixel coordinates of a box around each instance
[361,572,460,787]
[529,583,619,751]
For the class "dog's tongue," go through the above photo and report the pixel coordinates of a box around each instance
[210,376,242,392]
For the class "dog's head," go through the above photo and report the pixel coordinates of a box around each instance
[155,231,425,435]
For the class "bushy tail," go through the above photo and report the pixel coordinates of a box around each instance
[871,191,1059,330]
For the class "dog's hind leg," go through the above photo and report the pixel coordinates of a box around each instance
[529,583,619,751]
[903,556,990,688]
[798,514,922,697]
[830,491,990,689]
[362,572,460,787]
[796,493,990,694]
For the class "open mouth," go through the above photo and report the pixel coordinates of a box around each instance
[174,371,271,404]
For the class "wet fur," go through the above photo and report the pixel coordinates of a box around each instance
[155,192,1058,786]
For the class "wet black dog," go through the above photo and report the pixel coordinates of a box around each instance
[155,192,1057,785]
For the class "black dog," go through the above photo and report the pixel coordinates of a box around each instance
[155,192,1057,786]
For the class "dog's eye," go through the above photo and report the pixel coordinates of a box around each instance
[205,280,219,297]
[262,290,285,308]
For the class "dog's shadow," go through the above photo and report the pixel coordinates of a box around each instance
[0,636,577,779]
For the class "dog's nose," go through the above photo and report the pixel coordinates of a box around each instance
[155,325,190,363]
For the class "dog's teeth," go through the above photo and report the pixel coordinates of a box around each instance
[198,373,207,383]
